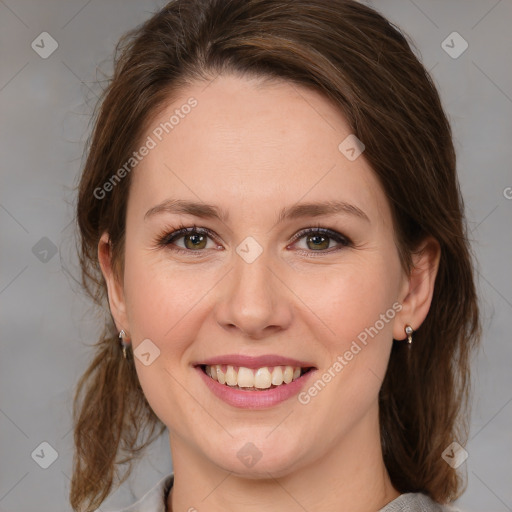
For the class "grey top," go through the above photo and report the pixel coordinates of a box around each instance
[102,473,462,512]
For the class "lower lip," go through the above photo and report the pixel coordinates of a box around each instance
[195,366,316,409]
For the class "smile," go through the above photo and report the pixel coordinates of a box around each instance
[201,364,314,390]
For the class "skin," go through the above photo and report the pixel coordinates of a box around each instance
[99,73,440,512]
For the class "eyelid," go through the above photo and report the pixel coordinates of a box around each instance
[289,226,351,245]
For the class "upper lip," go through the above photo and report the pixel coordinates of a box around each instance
[193,354,316,369]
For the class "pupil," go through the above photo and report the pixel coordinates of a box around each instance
[186,233,205,249]
[308,235,328,250]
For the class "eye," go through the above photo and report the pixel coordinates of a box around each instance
[288,227,351,256]
[156,224,221,254]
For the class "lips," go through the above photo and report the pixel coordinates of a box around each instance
[194,358,317,408]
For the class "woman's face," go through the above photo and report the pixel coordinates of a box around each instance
[103,74,414,477]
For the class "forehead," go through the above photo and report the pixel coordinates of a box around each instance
[128,74,391,229]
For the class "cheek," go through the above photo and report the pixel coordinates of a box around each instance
[292,256,402,413]
[296,262,400,404]
[122,246,219,358]
[121,249,213,422]
[294,258,400,347]
[124,264,172,340]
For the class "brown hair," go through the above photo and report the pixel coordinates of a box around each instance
[70,0,481,510]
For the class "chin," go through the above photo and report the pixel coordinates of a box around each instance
[206,438,306,478]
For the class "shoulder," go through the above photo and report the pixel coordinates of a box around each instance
[96,473,174,512]
[379,492,464,512]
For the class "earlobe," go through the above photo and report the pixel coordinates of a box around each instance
[98,232,128,332]
[393,236,441,340]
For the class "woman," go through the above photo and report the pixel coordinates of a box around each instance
[70,1,481,511]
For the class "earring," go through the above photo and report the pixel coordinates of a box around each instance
[119,330,130,359]
[405,325,414,345]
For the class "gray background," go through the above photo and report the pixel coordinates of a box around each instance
[0,1,511,511]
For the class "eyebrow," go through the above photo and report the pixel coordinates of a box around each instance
[144,198,370,223]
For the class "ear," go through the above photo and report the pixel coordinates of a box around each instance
[393,236,441,340]
[98,232,128,333]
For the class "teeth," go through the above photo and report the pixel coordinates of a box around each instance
[271,366,283,385]
[204,364,306,390]
[254,367,272,389]
[237,367,254,388]
[216,367,226,384]
[225,365,237,386]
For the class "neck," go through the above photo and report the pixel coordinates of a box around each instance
[167,406,400,512]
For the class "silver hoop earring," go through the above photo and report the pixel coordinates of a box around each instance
[119,330,130,359]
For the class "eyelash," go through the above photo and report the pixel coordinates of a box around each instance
[154,222,352,258]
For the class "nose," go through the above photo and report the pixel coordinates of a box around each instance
[214,248,293,340]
